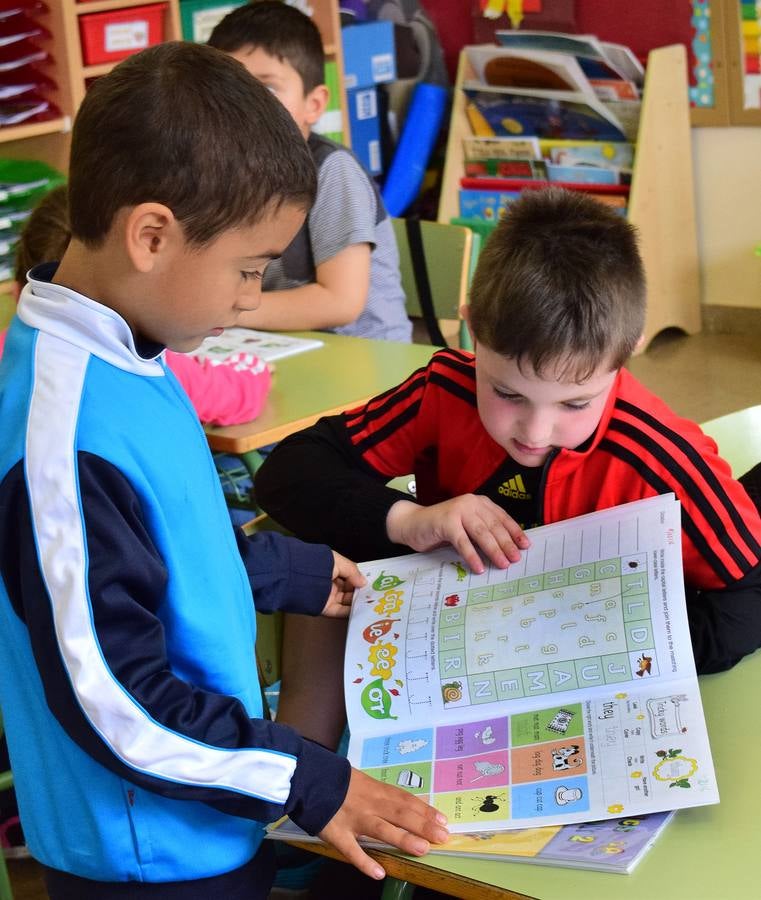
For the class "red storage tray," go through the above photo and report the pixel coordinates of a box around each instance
[78,3,166,67]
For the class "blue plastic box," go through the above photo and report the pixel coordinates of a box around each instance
[341,20,396,89]
[347,86,382,176]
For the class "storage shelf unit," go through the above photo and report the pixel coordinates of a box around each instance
[62,1,183,110]
[438,44,701,351]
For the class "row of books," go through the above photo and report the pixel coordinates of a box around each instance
[457,31,645,223]
[0,2,61,129]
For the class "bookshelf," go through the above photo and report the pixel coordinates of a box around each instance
[437,44,702,352]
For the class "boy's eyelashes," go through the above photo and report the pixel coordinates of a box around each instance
[491,387,591,411]
[240,270,263,282]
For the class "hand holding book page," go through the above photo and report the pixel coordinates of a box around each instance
[345,495,719,833]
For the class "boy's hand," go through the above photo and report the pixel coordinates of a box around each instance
[321,551,366,618]
[386,497,530,574]
[319,768,449,880]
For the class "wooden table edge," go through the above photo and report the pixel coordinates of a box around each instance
[285,840,538,900]
[205,395,377,454]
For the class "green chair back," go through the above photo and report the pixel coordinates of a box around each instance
[391,218,474,347]
[701,405,761,478]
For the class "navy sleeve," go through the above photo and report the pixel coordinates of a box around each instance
[0,455,349,834]
[233,527,334,616]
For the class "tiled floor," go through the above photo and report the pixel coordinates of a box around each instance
[6,328,761,900]
[626,329,761,425]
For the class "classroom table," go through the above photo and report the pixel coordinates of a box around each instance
[204,331,437,455]
[291,651,760,900]
[239,371,759,898]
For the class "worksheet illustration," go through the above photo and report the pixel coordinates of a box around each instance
[343,496,718,831]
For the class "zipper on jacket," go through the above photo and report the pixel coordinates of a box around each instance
[536,448,560,526]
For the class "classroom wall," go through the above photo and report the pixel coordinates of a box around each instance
[692,127,761,311]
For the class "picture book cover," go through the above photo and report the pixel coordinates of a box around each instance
[341,495,719,833]
[462,135,542,161]
[466,44,597,97]
[190,327,323,364]
[545,163,620,185]
[266,810,675,874]
[462,80,627,142]
[493,31,631,82]
[464,158,547,180]
[547,140,634,170]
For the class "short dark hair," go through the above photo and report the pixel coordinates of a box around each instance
[208,1,324,93]
[468,188,646,379]
[68,41,316,247]
[15,184,70,283]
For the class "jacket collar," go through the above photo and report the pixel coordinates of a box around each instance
[17,263,164,377]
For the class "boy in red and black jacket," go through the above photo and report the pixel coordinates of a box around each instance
[256,188,761,676]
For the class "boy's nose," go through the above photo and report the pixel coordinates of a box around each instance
[519,411,552,446]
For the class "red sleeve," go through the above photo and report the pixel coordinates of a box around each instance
[343,348,475,479]
[603,395,761,590]
[165,350,272,427]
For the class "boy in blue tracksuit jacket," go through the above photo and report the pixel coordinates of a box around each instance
[0,43,447,899]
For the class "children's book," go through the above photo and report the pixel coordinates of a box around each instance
[464,158,547,180]
[493,31,633,83]
[462,135,542,162]
[547,140,634,170]
[466,44,597,97]
[190,327,323,364]
[462,81,627,142]
[341,495,718,833]
[544,163,620,185]
[266,810,675,874]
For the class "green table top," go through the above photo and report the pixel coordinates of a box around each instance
[205,332,437,454]
[392,653,757,899]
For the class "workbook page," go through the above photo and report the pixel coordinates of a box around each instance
[343,496,718,830]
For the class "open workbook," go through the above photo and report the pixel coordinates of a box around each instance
[268,496,719,867]
[190,327,323,364]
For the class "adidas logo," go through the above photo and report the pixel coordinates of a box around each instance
[498,474,531,500]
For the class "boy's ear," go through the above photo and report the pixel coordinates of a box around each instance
[459,304,476,348]
[634,333,646,353]
[304,83,329,128]
[124,203,177,273]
